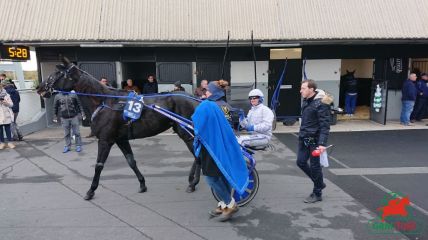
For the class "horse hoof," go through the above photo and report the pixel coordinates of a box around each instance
[84,192,95,200]
[186,185,196,193]
[139,186,147,193]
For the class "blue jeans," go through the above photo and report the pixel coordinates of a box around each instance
[296,138,324,197]
[205,175,232,204]
[61,116,82,147]
[345,93,357,114]
[0,124,12,143]
[400,100,415,124]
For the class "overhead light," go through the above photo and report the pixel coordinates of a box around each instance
[80,43,124,48]
[260,43,300,48]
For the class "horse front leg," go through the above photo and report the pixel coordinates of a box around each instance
[116,139,147,193]
[84,140,114,200]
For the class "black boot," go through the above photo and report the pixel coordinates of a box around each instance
[304,193,322,203]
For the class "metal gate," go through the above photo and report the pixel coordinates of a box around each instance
[78,62,117,87]
[196,62,230,85]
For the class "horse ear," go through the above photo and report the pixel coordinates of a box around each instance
[55,64,65,69]
[60,55,71,66]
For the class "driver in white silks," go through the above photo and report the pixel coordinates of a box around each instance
[238,89,275,148]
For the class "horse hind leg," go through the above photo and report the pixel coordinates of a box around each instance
[116,139,147,193]
[85,140,114,200]
[186,160,201,193]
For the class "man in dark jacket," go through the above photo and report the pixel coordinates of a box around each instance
[411,73,428,122]
[400,73,417,126]
[53,92,86,153]
[344,72,358,116]
[297,79,332,203]
[4,83,23,141]
[142,74,158,94]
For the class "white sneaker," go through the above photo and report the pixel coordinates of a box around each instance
[0,143,5,150]
[7,143,16,149]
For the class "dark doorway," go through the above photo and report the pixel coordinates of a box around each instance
[268,60,302,119]
[122,62,156,91]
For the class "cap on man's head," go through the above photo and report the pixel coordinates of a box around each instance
[174,81,182,87]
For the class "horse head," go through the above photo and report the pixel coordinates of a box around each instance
[37,56,80,98]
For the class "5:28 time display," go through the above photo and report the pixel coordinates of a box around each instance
[0,45,30,61]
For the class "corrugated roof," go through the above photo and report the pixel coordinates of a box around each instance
[1,0,428,43]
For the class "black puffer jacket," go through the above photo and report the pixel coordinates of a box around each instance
[54,93,84,119]
[299,90,332,146]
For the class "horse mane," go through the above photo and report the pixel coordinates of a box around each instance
[76,69,126,96]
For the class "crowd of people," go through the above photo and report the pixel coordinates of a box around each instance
[401,72,428,126]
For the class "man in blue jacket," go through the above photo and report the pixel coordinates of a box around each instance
[411,73,428,122]
[400,73,417,126]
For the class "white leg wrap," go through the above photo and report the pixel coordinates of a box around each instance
[218,201,226,209]
[226,198,236,208]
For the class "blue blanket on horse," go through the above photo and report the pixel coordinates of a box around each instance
[192,100,249,195]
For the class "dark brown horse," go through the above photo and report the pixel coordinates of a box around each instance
[37,57,201,200]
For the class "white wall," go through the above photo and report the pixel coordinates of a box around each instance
[230,61,269,99]
[305,59,341,106]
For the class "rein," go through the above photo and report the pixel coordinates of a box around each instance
[54,90,202,103]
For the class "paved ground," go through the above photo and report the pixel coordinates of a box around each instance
[0,127,411,240]
[276,130,428,240]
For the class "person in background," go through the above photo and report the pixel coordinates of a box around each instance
[400,73,417,126]
[123,79,140,93]
[100,77,110,87]
[238,89,274,148]
[53,92,86,153]
[0,83,15,149]
[344,72,358,117]
[410,73,428,122]
[3,82,23,141]
[194,79,208,99]
[142,74,158,94]
[172,81,185,92]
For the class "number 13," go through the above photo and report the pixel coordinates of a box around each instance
[127,101,142,113]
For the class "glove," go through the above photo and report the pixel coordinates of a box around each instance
[53,116,58,123]
[82,114,87,121]
[238,111,245,122]
[246,125,254,132]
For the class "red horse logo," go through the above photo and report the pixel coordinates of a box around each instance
[377,196,410,222]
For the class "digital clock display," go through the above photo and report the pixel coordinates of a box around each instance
[0,46,30,61]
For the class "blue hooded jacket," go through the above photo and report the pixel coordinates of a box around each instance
[192,100,249,195]
[402,79,417,101]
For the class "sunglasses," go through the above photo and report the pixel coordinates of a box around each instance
[248,96,260,100]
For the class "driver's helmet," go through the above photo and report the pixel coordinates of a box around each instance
[248,89,264,103]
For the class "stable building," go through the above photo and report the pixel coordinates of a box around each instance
[1,0,428,132]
